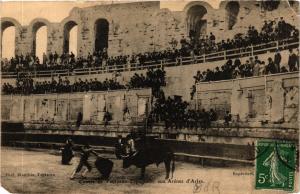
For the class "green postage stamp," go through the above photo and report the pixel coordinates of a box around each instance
[255,140,297,191]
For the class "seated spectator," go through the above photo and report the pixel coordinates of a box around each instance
[2,76,126,95]
[209,109,217,121]
[280,66,288,73]
[224,111,232,126]
[266,57,276,74]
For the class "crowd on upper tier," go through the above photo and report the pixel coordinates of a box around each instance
[1,18,298,73]
[186,18,298,56]
[193,48,299,84]
[2,68,166,95]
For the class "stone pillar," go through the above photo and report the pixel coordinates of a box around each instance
[10,96,22,121]
[47,24,64,55]
[284,86,299,122]
[83,94,91,122]
[269,80,285,122]
[97,94,106,122]
[239,90,251,121]
[231,81,251,121]
[20,96,24,122]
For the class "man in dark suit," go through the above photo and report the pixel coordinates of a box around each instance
[266,57,276,74]
[115,135,124,159]
[288,49,298,72]
[274,49,281,73]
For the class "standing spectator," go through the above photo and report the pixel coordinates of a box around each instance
[76,112,83,129]
[54,51,59,63]
[61,138,74,165]
[49,52,54,63]
[115,135,124,159]
[274,49,281,73]
[201,109,210,129]
[209,32,216,44]
[259,61,266,75]
[103,111,112,127]
[190,85,196,100]
[42,53,47,65]
[253,60,260,76]
[288,48,298,72]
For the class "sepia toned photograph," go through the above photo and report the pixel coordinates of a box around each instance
[0,0,299,193]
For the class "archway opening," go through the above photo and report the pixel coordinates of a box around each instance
[1,25,15,59]
[187,5,208,41]
[32,22,47,61]
[225,2,240,30]
[63,21,78,56]
[261,1,280,11]
[95,19,109,52]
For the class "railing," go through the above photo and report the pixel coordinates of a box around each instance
[196,71,299,87]
[2,38,299,79]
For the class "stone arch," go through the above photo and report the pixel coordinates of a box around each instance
[94,18,109,52]
[185,3,210,40]
[225,1,240,30]
[1,17,21,33]
[29,18,50,55]
[29,18,50,33]
[0,17,21,58]
[63,20,78,54]
[184,1,213,13]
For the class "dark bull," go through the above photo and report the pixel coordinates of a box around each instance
[120,146,175,179]
[94,156,114,180]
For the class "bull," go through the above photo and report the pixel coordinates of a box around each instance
[120,146,175,179]
[94,156,114,180]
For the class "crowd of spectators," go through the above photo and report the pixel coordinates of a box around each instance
[193,48,299,83]
[1,18,298,74]
[2,68,166,95]
[187,18,298,56]
[149,94,217,129]
[2,75,125,95]
[127,68,166,97]
[190,48,299,99]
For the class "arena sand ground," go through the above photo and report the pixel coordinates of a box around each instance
[1,147,297,194]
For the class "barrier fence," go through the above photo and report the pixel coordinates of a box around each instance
[195,71,299,121]
[2,38,299,79]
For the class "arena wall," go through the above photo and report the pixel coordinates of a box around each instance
[1,88,152,123]
[196,71,299,124]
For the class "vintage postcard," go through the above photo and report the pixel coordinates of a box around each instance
[0,0,299,193]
